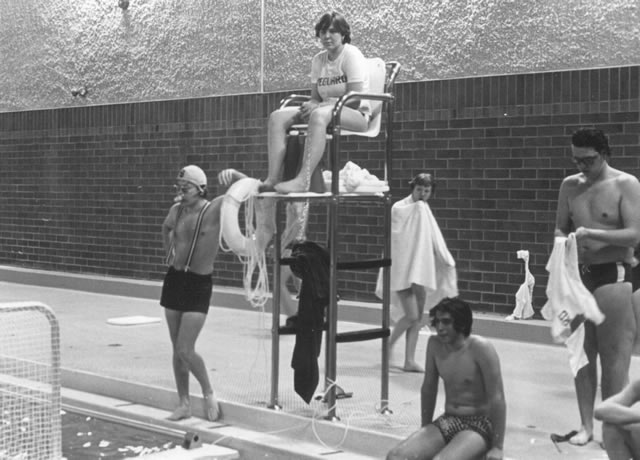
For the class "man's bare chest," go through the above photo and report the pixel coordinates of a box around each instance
[436,352,479,386]
[569,186,621,227]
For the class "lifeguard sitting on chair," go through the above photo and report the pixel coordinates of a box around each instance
[261,11,370,194]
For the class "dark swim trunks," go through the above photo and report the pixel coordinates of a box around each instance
[632,264,640,293]
[579,262,630,293]
[160,266,213,314]
[432,414,493,447]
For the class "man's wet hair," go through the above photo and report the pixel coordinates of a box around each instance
[315,12,351,44]
[409,172,435,191]
[429,297,473,337]
[571,128,611,157]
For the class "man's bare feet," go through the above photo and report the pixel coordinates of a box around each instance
[403,362,424,373]
[167,403,191,421]
[569,428,593,446]
[274,177,308,193]
[203,393,220,421]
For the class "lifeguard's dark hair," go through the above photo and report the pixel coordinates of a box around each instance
[571,128,611,158]
[409,173,435,191]
[429,297,473,337]
[315,12,351,44]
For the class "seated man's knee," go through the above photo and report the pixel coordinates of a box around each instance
[602,421,627,446]
[433,453,484,460]
[385,447,405,460]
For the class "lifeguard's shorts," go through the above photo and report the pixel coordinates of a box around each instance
[160,266,212,314]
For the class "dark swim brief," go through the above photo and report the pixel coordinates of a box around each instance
[579,262,630,293]
[432,414,493,447]
[160,266,213,314]
[632,264,640,293]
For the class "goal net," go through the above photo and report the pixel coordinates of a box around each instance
[0,302,61,460]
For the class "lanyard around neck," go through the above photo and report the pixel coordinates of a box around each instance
[167,201,211,271]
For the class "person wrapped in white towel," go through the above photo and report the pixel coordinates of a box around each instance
[381,173,458,372]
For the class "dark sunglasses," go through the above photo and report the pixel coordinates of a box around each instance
[571,155,600,168]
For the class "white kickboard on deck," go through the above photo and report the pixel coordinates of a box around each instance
[138,443,239,459]
[107,315,162,326]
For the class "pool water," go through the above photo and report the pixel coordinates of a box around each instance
[62,410,180,459]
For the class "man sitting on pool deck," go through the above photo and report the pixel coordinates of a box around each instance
[386,297,506,460]
[595,378,640,459]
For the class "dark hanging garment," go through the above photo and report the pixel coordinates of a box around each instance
[289,241,330,403]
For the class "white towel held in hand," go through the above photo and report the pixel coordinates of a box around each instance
[541,234,605,376]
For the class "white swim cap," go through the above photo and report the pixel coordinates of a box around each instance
[177,165,207,192]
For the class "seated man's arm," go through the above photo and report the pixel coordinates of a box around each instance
[420,336,439,427]
[595,380,640,426]
[476,338,506,458]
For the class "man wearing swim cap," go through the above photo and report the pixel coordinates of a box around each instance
[161,165,247,421]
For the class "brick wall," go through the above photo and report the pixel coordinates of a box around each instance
[1,66,638,314]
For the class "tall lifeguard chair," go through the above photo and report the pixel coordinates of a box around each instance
[266,59,401,420]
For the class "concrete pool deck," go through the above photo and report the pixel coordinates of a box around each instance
[2,265,635,460]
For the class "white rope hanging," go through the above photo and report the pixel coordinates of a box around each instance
[240,195,270,309]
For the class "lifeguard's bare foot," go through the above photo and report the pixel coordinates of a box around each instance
[274,177,308,193]
[167,404,191,421]
[203,393,220,421]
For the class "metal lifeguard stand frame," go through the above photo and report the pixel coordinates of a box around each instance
[263,60,401,420]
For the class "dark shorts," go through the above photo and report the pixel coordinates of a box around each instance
[160,267,213,314]
[432,414,493,448]
[579,262,630,293]
[632,264,640,293]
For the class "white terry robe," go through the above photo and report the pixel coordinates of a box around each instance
[541,233,605,376]
[376,196,458,318]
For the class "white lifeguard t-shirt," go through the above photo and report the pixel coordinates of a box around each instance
[310,44,370,115]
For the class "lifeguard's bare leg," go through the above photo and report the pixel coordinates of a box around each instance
[275,106,367,193]
[265,107,299,187]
